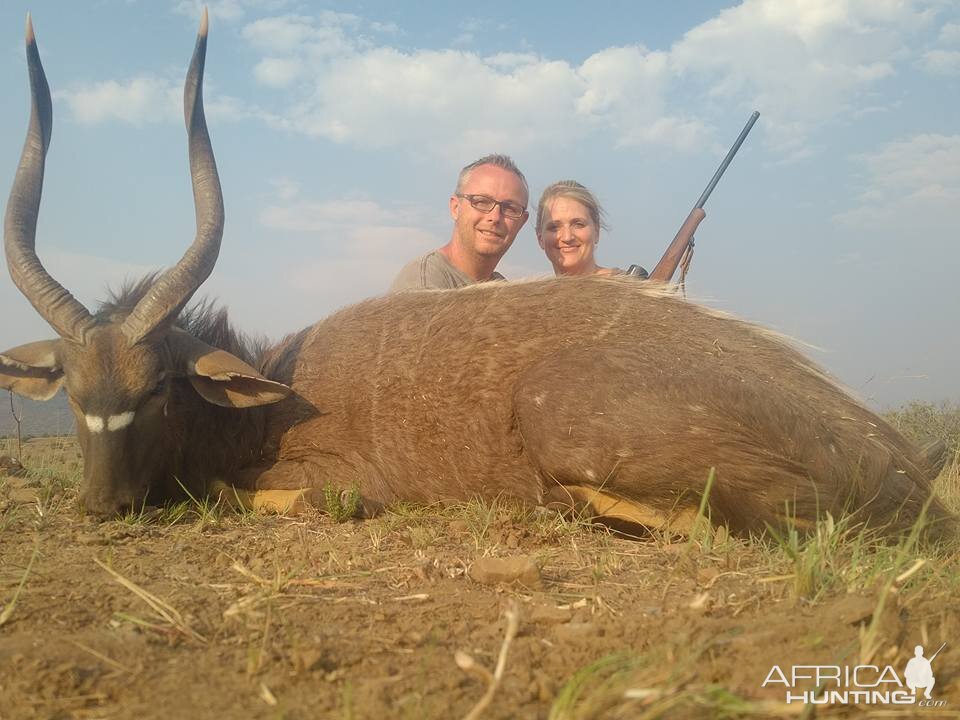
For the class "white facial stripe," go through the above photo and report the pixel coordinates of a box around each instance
[107,411,136,431]
[84,411,136,433]
[85,415,105,433]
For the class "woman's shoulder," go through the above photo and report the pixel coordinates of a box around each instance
[596,265,648,279]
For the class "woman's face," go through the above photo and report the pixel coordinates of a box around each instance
[537,197,600,276]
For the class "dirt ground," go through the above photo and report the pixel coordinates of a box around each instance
[1,437,959,719]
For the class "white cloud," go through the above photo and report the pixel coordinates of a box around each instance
[921,49,960,75]
[173,0,291,23]
[57,76,253,126]
[261,198,427,231]
[834,133,960,230]
[253,57,302,87]
[175,0,246,22]
[369,21,401,36]
[57,77,180,125]
[259,192,442,299]
[246,38,709,158]
[51,1,951,162]
[232,0,942,161]
[668,0,926,156]
[268,177,301,202]
[241,13,359,56]
[940,22,960,44]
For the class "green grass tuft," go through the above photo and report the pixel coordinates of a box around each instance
[322,482,361,523]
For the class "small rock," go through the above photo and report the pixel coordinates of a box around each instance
[469,556,541,588]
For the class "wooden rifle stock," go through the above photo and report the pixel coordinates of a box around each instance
[645,110,759,285]
[648,208,705,283]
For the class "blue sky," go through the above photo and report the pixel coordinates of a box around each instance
[1,0,957,409]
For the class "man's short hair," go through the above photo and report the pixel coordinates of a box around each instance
[455,154,528,198]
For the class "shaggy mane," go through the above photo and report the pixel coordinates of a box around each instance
[97,274,266,367]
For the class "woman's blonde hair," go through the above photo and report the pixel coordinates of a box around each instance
[535,180,609,235]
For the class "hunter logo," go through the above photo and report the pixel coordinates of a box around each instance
[904,644,944,700]
[762,642,947,707]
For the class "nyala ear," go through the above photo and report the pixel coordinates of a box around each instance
[0,339,64,401]
[168,331,291,408]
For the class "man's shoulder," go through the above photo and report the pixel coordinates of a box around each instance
[390,250,473,292]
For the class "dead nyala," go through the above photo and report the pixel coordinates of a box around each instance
[1,15,954,538]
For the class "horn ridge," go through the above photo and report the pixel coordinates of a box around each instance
[121,11,224,346]
[4,16,95,345]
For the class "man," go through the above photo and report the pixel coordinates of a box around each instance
[905,645,938,700]
[390,154,529,291]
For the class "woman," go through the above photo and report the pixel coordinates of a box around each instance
[536,180,647,277]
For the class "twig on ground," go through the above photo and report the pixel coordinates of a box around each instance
[94,557,206,643]
[456,601,520,720]
[0,539,40,626]
[68,640,128,674]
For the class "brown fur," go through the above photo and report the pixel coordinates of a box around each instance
[60,281,272,511]
[229,275,951,537]
[5,273,952,535]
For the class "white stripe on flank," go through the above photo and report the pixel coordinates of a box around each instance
[107,411,136,431]
[85,415,105,433]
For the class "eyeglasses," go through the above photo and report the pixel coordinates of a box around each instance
[457,194,527,220]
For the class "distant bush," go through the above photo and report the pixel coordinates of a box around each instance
[883,401,960,452]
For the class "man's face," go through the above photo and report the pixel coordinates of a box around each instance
[450,164,529,260]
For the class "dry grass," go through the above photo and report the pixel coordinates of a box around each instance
[1,403,958,718]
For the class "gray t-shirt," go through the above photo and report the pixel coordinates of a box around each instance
[389,250,505,292]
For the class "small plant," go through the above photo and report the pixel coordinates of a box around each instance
[684,467,716,554]
[31,477,70,530]
[174,476,224,528]
[7,390,24,464]
[459,496,499,550]
[549,652,642,720]
[119,496,154,525]
[0,502,19,532]
[322,482,361,523]
[765,511,862,601]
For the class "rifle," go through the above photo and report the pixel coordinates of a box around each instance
[628,110,759,284]
[929,642,946,663]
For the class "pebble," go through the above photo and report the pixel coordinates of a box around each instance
[468,555,541,588]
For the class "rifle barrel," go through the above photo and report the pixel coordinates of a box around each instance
[694,110,759,209]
